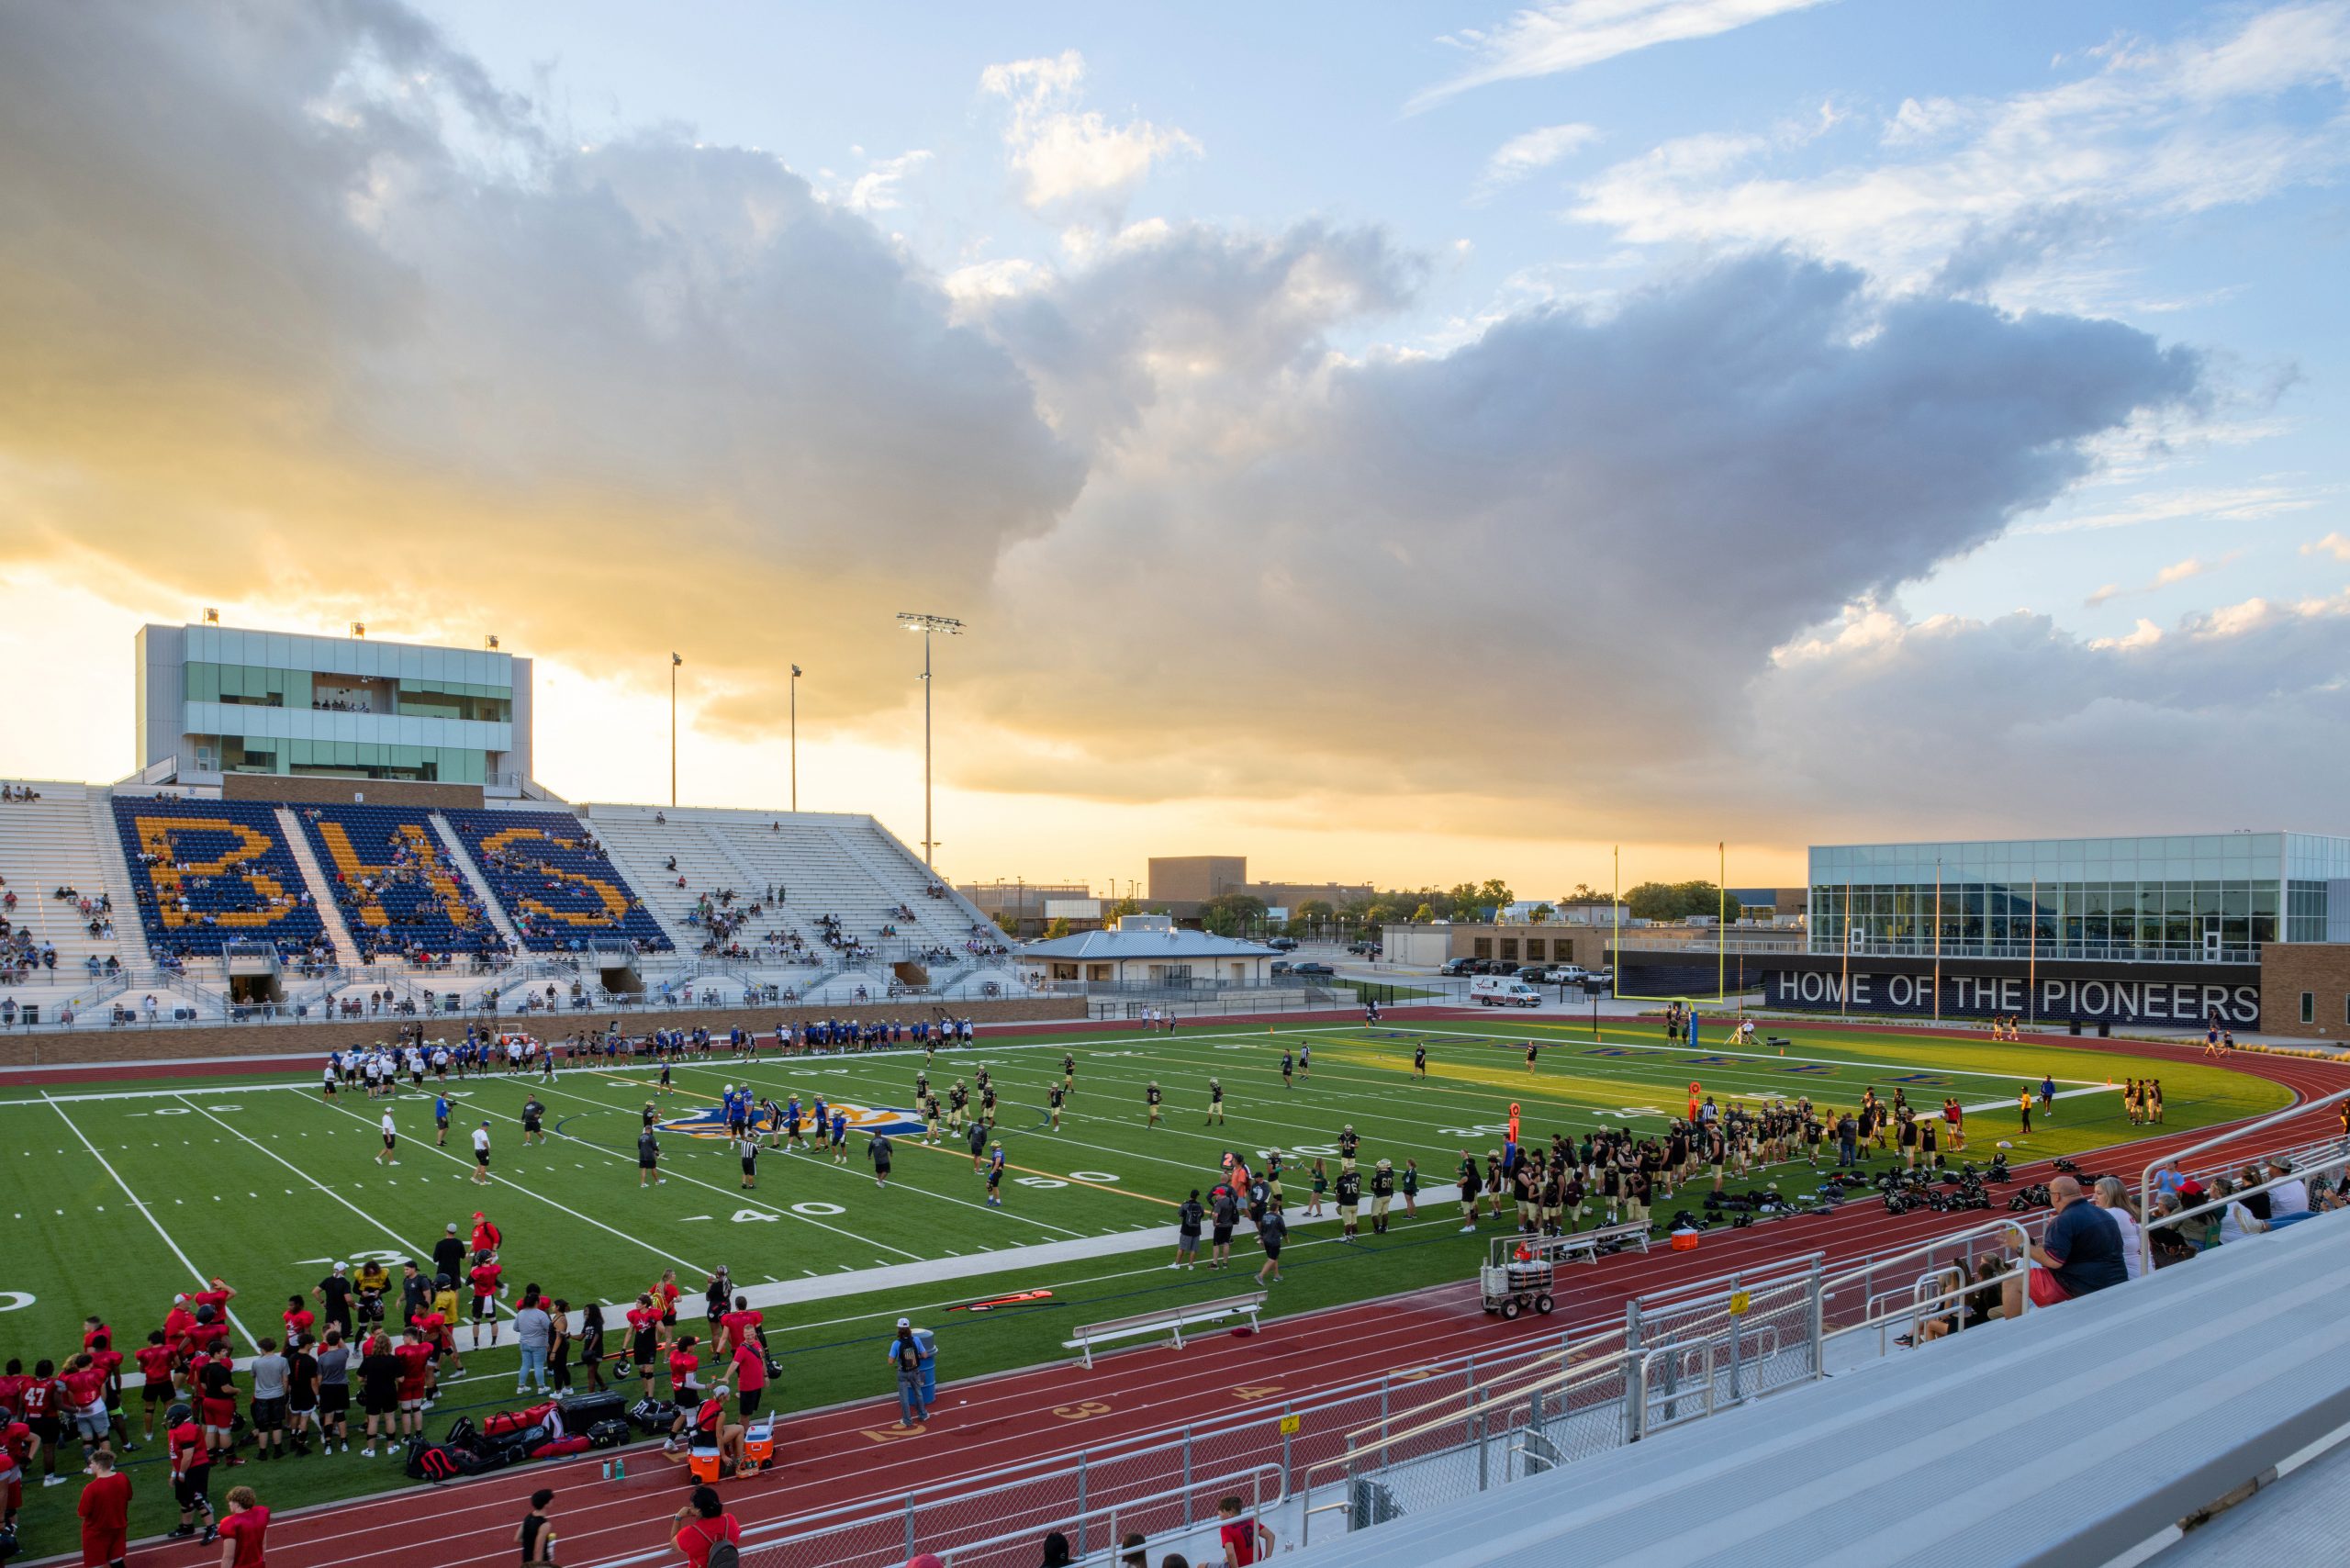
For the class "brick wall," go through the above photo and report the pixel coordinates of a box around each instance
[2259,943,2350,1038]
[221,775,490,811]
[0,996,1086,1070]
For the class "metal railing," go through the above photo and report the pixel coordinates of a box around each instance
[580,1340,1567,1568]
[2139,1084,2350,1275]
[741,1464,1281,1568]
[1797,936,2259,966]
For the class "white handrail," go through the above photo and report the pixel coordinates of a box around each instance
[2139,1083,2350,1276]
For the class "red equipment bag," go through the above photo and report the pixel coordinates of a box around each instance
[484,1402,555,1437]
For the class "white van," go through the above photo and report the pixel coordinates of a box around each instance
[1470,975,1543,1008]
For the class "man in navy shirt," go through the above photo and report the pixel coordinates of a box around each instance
[2027,1176,2126,1304]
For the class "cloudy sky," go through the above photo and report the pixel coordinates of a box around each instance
[3,0,2345,896]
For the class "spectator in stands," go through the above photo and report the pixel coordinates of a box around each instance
[2268,1159,2312,1223]
[2020,1175,2125,1308]
[1215,1496,1271,1566]
[670,1485,738,1568]
[2091,1178,2143,1280]
[2211,1177,2268,1245]
[2147,1192,2199,1267]
[2235,1165,2274,1227]
[1038,1532,1074,1567]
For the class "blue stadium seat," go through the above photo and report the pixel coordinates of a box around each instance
[291,804,508,965]
[441,810,673,953]
[110,798,326,960]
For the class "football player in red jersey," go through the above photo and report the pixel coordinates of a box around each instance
[18,1361,62,1486]
[164,1400,216,1542]
[0,1401,35,1530]
[624,1294,663,1398]
[391,1329,433,1439]
[468,1254,506,1351]
[134,1332,179,1444]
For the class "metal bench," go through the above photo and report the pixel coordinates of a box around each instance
[1551,1218,1652,1265]
[1070,1292,1267,1370]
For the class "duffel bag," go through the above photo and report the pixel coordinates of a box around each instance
[529,1435,596,1461]
[484,1403,556,1438]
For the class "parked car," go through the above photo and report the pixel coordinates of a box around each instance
[1290,961,1335,977]
[1270,960,1292,976]
[1438,958,1478,977]
[1470,975,1543,1008]
[1267,936,1300,951]
[1544,965,1590,985]
[1516,964,1550,980]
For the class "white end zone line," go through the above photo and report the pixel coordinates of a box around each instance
[1398,1023,2131,1087]
[0,1023,1370,1106]
[43,1092,263,1352]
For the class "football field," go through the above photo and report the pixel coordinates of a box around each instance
[0,1014,2290,1358]
[0,1013,2298,1540]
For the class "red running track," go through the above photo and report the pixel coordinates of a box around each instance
[45,1025,2350,1568]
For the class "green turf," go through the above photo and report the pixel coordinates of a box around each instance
[0,1015,2285,1543]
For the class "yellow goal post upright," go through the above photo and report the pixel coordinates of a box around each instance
[1609,840,1736,1021]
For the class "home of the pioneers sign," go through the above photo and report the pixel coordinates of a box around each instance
[1761,969,2258,1026]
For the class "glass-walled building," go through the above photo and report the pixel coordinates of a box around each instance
[1807,833,2350,966]
[134,623,532,789]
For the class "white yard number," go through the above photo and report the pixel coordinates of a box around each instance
[1067,1170,1119,1182]
[1015,1176,1068,1190]
[789,1203,845,1217]
[732,1209,780,1224]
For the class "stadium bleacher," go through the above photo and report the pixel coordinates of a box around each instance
[441,807,673,953]
[588,804,1006,972]
[108,795,327,960]
[290,803,507,964]
[0,782,129,985]
[1280,1209,2350,1568]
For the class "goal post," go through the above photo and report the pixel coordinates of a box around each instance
[1609,841,1738,1006]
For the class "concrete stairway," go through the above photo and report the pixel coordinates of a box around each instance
[429,814,529,949]
[273,807,362,967]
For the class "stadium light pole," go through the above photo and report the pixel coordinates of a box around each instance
[789,664,802,812]
[897,613,965,868]
[670,652,682,807]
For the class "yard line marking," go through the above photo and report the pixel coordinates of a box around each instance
[515,1075,929,1259]
[44,1094,262,1352]
[305,1094,712,1279]
[644,1061,1158,1218]
[173,1095,515,1321]
[562,1070,1082,1242]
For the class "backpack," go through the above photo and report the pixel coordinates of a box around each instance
[688,1522,739,1568]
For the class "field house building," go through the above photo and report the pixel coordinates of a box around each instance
[1619,831,2350,1038]
[1016,913,1279,987]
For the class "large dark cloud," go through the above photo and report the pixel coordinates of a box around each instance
[966,252,2205,823]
